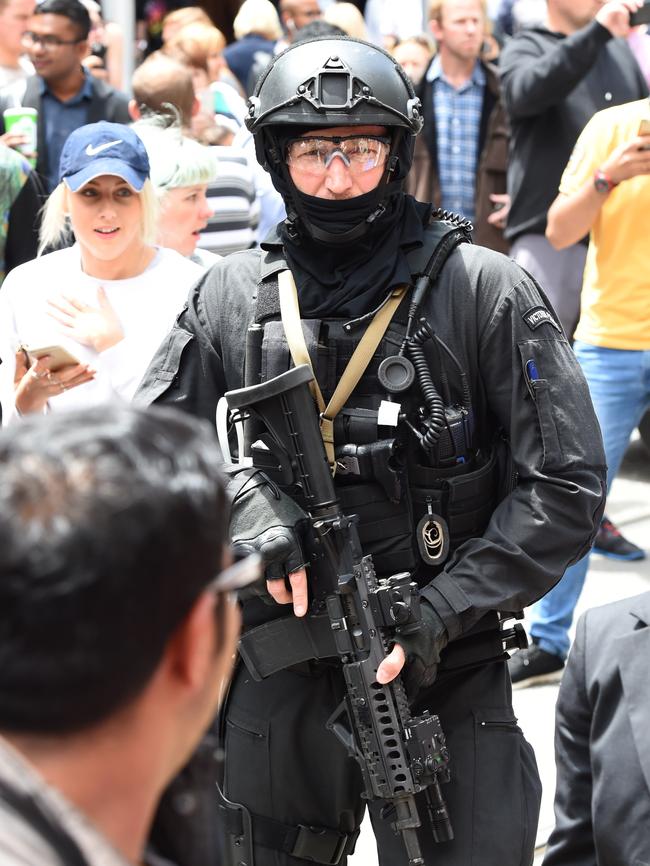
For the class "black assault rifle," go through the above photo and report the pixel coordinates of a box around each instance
[225,364,453,866]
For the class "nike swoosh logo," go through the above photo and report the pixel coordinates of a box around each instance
[85,139,123,157]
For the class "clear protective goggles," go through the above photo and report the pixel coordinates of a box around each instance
[285,134,391,177]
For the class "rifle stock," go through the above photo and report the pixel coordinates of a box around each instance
[226,365,453,865]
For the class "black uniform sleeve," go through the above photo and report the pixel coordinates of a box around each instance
[543,612,595,866]
[500,21,611,120]
[4,171,44,275]
[421,253,606,639]
[134,266,229,424]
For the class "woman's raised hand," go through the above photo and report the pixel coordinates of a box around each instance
[47,287,124,353]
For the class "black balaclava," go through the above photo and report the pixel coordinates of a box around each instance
[263,126,433,319]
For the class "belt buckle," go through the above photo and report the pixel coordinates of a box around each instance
[291,824,347,865]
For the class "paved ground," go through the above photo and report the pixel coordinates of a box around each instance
[350,433,650,865]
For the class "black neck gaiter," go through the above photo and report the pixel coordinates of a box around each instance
[280,190,433,318]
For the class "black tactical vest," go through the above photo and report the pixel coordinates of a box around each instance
[246,220,506,587]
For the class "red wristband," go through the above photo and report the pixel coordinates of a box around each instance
[593,169,617,194]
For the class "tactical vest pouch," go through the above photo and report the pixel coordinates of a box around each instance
[260,319,326,383]
[337,480,417,576]
[410,449,499,570]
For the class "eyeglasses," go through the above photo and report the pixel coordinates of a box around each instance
[22,32,85,49]
[208,551,262,595]
[286,135,391,177]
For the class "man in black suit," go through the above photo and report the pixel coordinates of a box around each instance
[544,591,650,866]
[0,0,129,192]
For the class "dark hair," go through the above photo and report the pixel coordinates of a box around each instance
[293,19,345,42]
[34,0,92,40]
[0,405,230,734]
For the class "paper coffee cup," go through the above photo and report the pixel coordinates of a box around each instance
[3,107,37,168]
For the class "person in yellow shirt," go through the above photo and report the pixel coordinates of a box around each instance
[550,97,650,349]
[509,98,650,687]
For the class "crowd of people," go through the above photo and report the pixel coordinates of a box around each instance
[0,1,649,866]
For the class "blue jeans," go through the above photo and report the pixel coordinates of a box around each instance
[530,342,650,659]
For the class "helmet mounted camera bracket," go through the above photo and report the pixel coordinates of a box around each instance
[248,54,423,132]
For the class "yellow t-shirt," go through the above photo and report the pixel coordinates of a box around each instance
[559,99,650,350]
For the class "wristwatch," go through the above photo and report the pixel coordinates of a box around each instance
[593,169,617,194]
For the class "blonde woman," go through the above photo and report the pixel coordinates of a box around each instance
[0,121,202,421]
[133,117,219,267]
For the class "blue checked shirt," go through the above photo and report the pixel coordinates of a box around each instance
[427,57,485,222]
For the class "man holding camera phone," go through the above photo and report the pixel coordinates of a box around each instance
[500,0,648,336]
[517,98,650,687]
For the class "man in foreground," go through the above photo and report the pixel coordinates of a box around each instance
[138,35,606,866]
[0,404,259,865]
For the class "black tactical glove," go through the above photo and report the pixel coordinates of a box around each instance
[225,466,308,598]
[394,600,449,699]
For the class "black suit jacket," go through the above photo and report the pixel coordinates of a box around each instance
[0,74,130,187]
[544,592,650,866]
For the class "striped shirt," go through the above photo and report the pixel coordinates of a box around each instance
[197,146,260,257]
[427,57,485,222]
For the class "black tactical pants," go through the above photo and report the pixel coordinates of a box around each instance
[223,656,541,866]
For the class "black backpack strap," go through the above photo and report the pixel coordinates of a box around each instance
[406,210,473,276]
[0,778,92,866]
[404,211,473,325]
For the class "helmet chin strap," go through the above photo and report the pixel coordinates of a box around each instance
[279,130,406,247]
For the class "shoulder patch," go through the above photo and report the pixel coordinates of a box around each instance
[522,305,561,333]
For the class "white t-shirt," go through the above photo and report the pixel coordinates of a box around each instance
[0,57,34,93]
[0,244,202,423]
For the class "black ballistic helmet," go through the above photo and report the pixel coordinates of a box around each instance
[247,36,422,136]
[246,36,424,243]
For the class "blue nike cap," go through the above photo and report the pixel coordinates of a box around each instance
[59,121,150,192]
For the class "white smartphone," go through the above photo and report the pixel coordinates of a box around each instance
[24,344,81,372]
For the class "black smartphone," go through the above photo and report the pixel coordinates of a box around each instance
[630,1,650,26]
[90,41,107,61]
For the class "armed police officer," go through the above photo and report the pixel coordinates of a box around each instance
[137,35,606,866]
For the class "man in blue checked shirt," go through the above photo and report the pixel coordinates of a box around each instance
[406,0,510,253]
